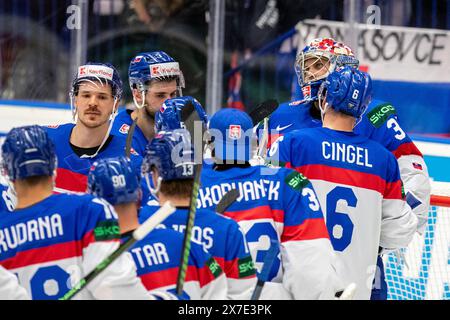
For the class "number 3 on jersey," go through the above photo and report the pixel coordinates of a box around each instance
[326,186,357,252]
[245,222,281,281]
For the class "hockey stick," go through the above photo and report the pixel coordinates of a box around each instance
[249,99,279,125]
[251,239,279,300]
[249,100,278,160]
[215,189,239,214]
[60,201,176,300]
[125,117,138,158]
[176,101,205,295]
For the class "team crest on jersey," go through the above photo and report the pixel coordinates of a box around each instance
[285,171,309,192]
[229,125,241,140]
[119,124,130,134]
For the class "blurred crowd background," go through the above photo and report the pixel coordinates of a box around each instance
[0,0,449,134]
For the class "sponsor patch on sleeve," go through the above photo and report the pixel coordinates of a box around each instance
[238,256,256,278]
[367,103,397,128]
[94,220,120,241]
[285,171,309,192]
[206,257,223,278]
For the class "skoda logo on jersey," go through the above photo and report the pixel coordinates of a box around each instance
[229,125,241,140]
[119,124,130,134]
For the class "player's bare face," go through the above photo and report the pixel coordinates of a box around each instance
[75,82,115,128]
[144,80,177,117]
[303,57,331,83]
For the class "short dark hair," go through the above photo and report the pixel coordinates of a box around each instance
[160,179,193,198]
[19,175,52,187]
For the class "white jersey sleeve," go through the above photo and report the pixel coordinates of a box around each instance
[380,154,418,250]
[79,199,153,300]
[397,155,431,234]
[0,265,30,300]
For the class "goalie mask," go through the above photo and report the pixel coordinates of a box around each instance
[128,51,185,109]
[295,38,359,101]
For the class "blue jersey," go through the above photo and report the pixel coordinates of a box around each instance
[268,99,422,157]
[267,99,429,230]
[111,109,149,155]
[198,164,340,300]
[44,123,147,198]
[125,227,227,300]
[268,127,418,299]
[0,193,148,300]
[140,205,256,299]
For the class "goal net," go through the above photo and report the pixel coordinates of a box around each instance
[384,181,450,300]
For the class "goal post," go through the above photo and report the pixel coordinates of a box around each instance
[384,181,450,300]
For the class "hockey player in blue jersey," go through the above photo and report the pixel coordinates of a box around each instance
[140,130,257,299]
[154,96,208,133]
[267,67,419,299]
[198,108,344,300]
[111,51,185,155]
[44,62,145,195]
[262,37,431,299]
[140,95,209,206]
[87,155,227,299]
[0,125,153,300]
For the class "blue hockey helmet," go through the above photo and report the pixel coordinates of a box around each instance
[1,125,57,181]
[295,38,359,101]
[87,156,141,205]
[319,66,373,119]
[70,62,123,100]
[155,96,208,133]
[142,130,194,182]
[128,51,185,99]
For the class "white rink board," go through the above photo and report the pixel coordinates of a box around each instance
[0,103,72,135]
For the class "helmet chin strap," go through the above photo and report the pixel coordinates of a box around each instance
[133,89,147,109]
[318,93,330,124]
[145,172,162,201]
[80,97,119,159]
